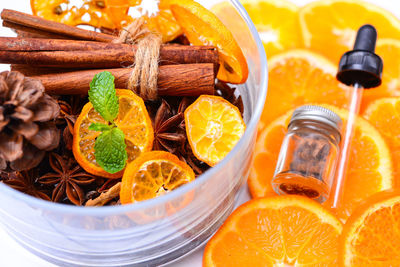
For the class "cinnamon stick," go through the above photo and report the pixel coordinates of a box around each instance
[11,64,74,76]
[85,183,121,207]
[0,38,219,68]
[2,21,69,40]
[1,9,115,42]
[31,64,215,96]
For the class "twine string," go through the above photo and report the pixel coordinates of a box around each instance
[113,18,161,101]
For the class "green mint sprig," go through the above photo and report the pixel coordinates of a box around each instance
[88,71,127,174]
[89,71,119,122]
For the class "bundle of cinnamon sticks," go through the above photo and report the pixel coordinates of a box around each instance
[0,9,220,96]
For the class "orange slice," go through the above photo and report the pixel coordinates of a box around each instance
[363,97,400,187]
[240,0,302,57]
[73,89,153,178]
[203,195,343,266]
[299,0,400,64]
[120,151,195,203]
[170,0,248,84]
[260,50,350,131]
[249,105,393,221]
[31,0,130,29]
[184,95,246,167]
[340,189,400,266]
[361,39,400,111]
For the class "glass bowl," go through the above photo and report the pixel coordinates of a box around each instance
[0,0,267,265]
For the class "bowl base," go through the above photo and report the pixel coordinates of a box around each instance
[1,186,250,266]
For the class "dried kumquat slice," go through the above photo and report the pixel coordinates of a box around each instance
[120,151,195,203]
[73,89,153,178]
[31,0,132,29]
[184,95,246,167]
[340,190,400,266]
[170,0,248,84]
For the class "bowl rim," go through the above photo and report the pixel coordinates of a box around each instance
[0,0,268,216]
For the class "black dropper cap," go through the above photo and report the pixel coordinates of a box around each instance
[336,24,383,88]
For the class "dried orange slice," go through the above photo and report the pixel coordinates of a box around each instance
[299,0,400,64]
[120,0,183,43]
[241,0,302,57]
[363,97,400,187]
[73,89,153,178]
[184,95,246,167]
[203,195,343,266]
[340,190,400,266]
[249,105,393,222]
[31,0,131,29]
[170,0,248,84]
[259,50,350,131]
[145,0,183,42]
[120,151,195,203]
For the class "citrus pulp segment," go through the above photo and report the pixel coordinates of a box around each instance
[203,196,342,266]
[299,0,400,64]
[259,50,350,130]
[340,190,400,266]
[361,39,400,111]
[241,0,302,57]
[363,97,400,187]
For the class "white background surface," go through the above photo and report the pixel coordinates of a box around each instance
[1,0,400,266]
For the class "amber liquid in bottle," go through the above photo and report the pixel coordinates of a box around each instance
[272,173,329,200]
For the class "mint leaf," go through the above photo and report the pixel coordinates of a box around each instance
[88,71,119,122]
[94,127,127,174]
[89,123,112,132]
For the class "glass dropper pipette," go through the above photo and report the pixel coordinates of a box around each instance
[331,24,383,210]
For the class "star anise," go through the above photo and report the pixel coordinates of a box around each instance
[178,142,210,176]
[57,95,84,150]
[57,95,82,133]
[1,169,51,201]
[153,98,190,153]
[58,100,76,133]
[38,153,96,205]
[215,81,244,115]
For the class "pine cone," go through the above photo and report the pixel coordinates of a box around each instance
[0,71,60,172]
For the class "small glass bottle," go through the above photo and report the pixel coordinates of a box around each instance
[271,105,342,203]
